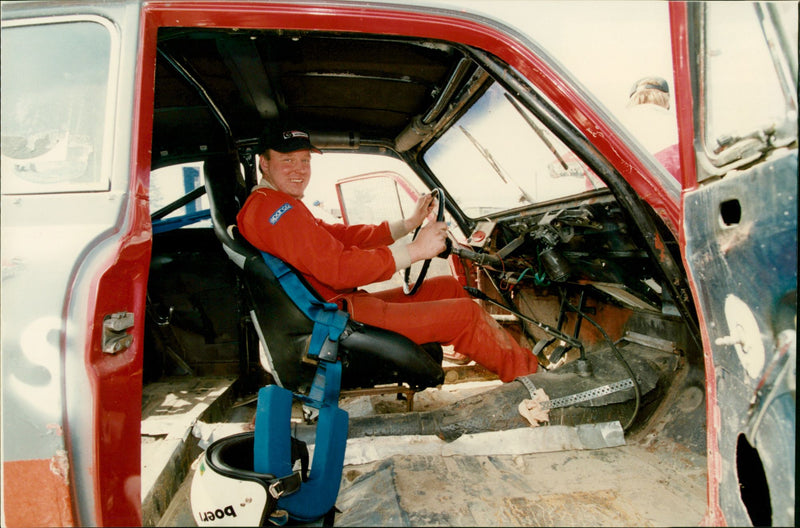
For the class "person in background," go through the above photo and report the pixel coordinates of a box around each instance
[236,125,539,382]
[624,76,680,180]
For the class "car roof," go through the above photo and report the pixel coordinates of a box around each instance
[152,27,475,168]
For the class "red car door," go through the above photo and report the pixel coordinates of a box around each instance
[1,5,151,526]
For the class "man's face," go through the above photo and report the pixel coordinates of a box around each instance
[260,149,312,199]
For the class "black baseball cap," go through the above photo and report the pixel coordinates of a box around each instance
[259,126,321,154]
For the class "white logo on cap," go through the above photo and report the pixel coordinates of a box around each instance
[282,130,309,140]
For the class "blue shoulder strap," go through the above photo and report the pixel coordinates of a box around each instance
[260,251,349,360]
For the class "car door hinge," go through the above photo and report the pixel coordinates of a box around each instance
[102,312,134,354]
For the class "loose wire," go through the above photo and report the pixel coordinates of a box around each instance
[564,301,641,431]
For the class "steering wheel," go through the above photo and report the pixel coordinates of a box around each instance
[403,187,451,295]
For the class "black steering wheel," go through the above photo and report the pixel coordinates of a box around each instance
[403,187,451,295]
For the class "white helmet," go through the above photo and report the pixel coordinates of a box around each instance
[190,432,302,526]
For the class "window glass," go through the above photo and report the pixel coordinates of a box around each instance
[704,2,794,151]
[437,1,677,171]
[774,3,798,78]
[1,20,112,194]
[150,163,212,229]
[424,82,605,218]
[338,175,413,226]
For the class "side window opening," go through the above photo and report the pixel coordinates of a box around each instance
[308,152,457,292]
[696,2,798,178]
[150,162,212,232]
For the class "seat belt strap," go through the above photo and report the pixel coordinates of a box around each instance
[260,251,349,360]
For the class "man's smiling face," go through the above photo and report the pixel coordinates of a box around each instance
[260,149,313,199]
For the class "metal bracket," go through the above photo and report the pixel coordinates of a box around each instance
[516,376,539,399]
[268,480,285,499]
[102,312,134,354]
[540,378,635,410]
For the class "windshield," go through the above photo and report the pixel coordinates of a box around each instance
[424,82,604,218]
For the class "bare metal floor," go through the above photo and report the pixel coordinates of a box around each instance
[152,376,707,527]
[334,442,706,527]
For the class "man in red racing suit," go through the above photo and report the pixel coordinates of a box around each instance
[237,127,538,382]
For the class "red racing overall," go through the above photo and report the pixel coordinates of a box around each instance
[237,185,538,382]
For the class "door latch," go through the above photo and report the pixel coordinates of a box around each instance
[103,312,134,354]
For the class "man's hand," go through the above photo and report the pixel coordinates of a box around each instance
[404,193,437,233]
[407,221,448,263]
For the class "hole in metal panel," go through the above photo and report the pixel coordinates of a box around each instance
[736,433,772,526]
[720,199,742,226]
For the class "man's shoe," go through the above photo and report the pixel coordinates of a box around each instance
[443,350,471,365]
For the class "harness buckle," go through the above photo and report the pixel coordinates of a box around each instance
[269,480,286,499]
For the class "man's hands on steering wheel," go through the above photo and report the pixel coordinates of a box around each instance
[403,191,437,234]
[404,188,451,295]
[407,222,447,261]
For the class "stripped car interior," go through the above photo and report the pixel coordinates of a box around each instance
[142,23,718,523]
[1,0,795,526]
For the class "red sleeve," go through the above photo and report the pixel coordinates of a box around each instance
[319,219,395,249]
[236,189,397,293]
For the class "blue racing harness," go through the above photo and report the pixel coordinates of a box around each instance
[252,252,350,525]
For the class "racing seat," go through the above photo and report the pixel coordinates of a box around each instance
[202,153,445,394]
